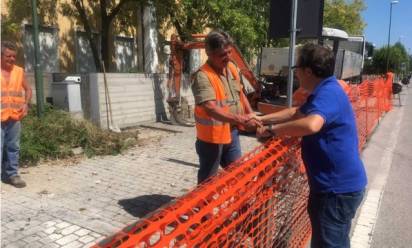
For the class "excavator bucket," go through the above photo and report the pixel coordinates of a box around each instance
[167,96,195,126]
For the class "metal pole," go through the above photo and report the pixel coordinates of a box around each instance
[386,2,394,72]
[30,0,44,117]
[287,0,298,107]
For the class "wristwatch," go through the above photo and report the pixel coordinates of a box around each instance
[268,124,276,136]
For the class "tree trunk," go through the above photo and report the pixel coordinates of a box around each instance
[74,0,136,72]
[87,33,102,72]
[73,0,102,72]
[101,18,111,72]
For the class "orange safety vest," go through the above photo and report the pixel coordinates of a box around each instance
[1,65,26,122]
[227,62,248,113]
[194,62,245,144]
[227,63,250,131]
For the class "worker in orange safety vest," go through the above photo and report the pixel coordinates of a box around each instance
[191,30,261,184]
[1,41,32,188]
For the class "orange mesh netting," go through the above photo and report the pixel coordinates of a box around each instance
[93,74,393,248]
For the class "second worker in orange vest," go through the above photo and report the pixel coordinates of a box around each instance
[1,41,32,188]
[191,30,261,184]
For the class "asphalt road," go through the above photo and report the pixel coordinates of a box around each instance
[371,88,412,247]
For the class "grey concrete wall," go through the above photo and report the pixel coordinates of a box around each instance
[27,72,195,129]
[88,73,195,129]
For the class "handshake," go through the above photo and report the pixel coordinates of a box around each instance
[236,113,276,139]
[236,113,262,132]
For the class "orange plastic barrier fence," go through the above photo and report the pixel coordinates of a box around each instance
[93,74,393,248]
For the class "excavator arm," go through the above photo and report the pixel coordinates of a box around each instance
[167,34,262,108]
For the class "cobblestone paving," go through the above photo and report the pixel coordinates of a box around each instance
[1,124,261,248]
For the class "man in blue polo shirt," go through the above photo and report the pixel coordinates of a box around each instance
[256,43,367,248]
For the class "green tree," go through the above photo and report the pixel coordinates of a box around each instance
[154,0,271,60]
[155,0,366,60]
[1,0,57,44]
[368,42,409,74]
[323,0,366,35]
[408,54,412,73]
[208,0,270,60]
[154,0,210,41]
[60,0,143,72]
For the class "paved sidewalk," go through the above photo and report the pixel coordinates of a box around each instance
[1,125,260,248]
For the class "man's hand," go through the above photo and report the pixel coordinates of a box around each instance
[238,113,262,131]
[254,115,263,123]
[246,113,263,127]
[244,118,262,130]
[246,113,267,126]
[235,114,251,125]
[256,125,273,139]
[202,100,263,130]
[245,112,257,120]
[22,103,29,117]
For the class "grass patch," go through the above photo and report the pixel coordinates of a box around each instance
[20,105,138,165]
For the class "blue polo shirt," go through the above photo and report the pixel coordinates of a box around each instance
[299,76,367,193]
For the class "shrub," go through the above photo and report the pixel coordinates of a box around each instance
[20,105,138,165]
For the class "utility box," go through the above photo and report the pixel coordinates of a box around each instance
[51,74,83,117]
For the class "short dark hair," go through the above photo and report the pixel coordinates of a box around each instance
[297,43,335,78]
[1,41,17,54]
[205,30,233,53]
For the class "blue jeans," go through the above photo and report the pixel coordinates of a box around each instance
[1,120,22,179]
[196,128,241,184]
[308,190,365,248]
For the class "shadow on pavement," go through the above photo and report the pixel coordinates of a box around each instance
[118,194,175,218]
[163,158,199,168]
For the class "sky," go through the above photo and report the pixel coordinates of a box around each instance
[362,0,412,53]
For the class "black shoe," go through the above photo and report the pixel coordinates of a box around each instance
[6,175,26,188]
